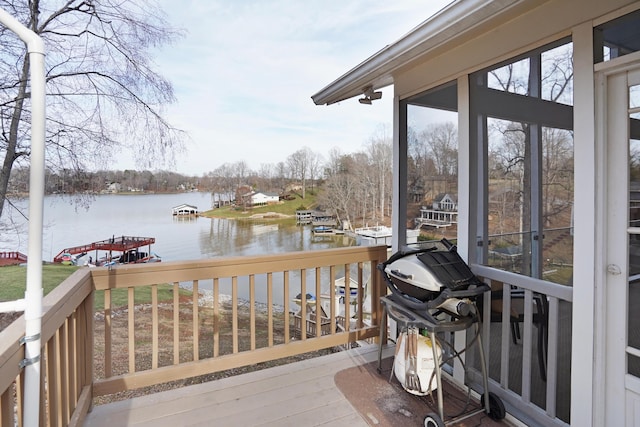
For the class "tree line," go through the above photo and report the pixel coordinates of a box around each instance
[6,119,465,233]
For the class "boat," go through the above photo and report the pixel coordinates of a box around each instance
[60,252,74,265]
[334,276,359,301]
[291,276,370,323]
[116,250,161,264]
[320,276,371,319]
[312,225,334,235]
[53,236,160,266]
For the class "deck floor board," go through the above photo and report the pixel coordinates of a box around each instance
[84,345,384,427]
[83,344,514,426]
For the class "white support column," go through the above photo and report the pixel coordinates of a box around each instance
[0,9,46,427]
[392,93,400,251]
[455,75,471,384]
[390,92,403,339]
[571,21,597,427]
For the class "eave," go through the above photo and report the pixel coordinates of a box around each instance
[311,0,536,105]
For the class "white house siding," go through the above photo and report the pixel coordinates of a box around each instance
[251,193,279,206]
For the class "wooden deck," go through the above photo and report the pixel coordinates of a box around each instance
[83,344,515,427]
[84,345,387,427]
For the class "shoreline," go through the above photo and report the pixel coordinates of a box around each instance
[193,287,287,314]
[200,211,294,220]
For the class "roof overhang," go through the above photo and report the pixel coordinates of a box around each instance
[311,0,532,105]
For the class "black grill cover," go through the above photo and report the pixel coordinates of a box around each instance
[417,250,482,291]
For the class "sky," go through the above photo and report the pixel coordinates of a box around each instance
[121,0,453,176]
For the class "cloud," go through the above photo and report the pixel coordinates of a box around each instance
[140,0,452,175]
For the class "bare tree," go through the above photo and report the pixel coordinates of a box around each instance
[307,151,323,194]
[319,139,393,228]
[286,147,315,199]
[319,152,358,229]
[209,163,236,205]
[542,127,574,227]
[365,127,392,221]
[233,160,250,188]
[275,161,287,192]
[324,147,344,177]
[0,0,185,219]
[420,122,458,177]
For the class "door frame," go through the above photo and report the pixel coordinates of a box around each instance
[598,56,640,426]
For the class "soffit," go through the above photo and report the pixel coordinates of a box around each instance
[311,0,543,105]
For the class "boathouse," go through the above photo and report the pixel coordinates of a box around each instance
[311,211,337,227]
[295,209,312,224]
[313,1,640,425]
[171,204,198,216]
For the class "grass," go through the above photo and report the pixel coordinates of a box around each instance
[94,286,191,311]
[202,192,318,219]
[0,264,191,310]
[0,264,79,301]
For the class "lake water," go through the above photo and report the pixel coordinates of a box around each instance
[1,192,360,303]
[1,192,358,260]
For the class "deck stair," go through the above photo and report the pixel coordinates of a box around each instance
[542,229,571,253]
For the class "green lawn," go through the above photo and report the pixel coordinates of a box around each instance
[0,264,191,310]
[93,285,191,310]
[0,264,79,301]
[202,192,318,219]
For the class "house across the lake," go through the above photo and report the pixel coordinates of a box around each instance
[415,193,459,229]
[250,191,280,207]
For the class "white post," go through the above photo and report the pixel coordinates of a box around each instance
[0,9,46,427]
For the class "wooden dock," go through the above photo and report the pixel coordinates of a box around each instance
[0,252,27,267]
[52,236,155,263]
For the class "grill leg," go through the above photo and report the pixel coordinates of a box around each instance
[377,303,388,373]
[430,330,445,421]
[475,321,491,413]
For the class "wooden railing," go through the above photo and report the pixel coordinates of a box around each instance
[0,268,94,427]
[0,245,388,426]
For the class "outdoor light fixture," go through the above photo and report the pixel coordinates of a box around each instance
[358,85,382,104]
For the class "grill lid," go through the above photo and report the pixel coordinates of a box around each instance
[416,250,481,291]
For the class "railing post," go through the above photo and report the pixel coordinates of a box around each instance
[78,288,94,408]
[374,245,389,343]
